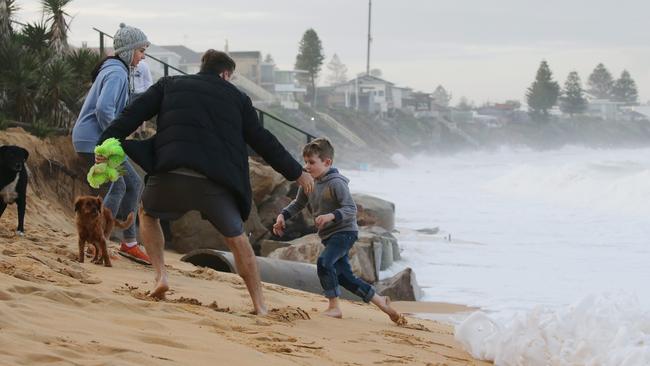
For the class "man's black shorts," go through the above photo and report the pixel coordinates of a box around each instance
[142,173,244,237]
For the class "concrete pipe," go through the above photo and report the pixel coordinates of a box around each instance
[181,249,359,301]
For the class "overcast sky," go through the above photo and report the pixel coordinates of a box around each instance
[15,0,650,105]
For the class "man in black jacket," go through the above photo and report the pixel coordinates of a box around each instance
[98,50,313,315]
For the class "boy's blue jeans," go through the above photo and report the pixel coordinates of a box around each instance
[317,231,375,302]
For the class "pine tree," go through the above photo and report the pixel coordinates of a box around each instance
[559,71,587,116]
[326,53,347,85]
[612,70,638,105]
[526,60,560,120]
[432,85,452,107]
[587,63,613,99]
[295,28,324,105]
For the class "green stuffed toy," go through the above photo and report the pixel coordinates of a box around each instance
[87,138,126,188]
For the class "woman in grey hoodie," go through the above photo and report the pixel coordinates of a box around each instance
[71,23,151,264]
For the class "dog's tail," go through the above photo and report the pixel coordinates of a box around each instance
[114,212,135,229]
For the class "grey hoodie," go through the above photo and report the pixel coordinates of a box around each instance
[282,168,358,239]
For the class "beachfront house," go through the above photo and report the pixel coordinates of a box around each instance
[144,44,183,79]
[403,91,434,118]
[260,60,308,110]
[229,51,262,86]
[317,76,440,117]
[586,99,625,120]
[319,74,395,114]
[273,70,308,110]
[157,45,202,74]
[391,86,411,111]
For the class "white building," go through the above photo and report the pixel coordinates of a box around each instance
[145,44,183,79]
[587,99,624,120]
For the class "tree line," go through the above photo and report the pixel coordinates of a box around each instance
[527,60,639,120]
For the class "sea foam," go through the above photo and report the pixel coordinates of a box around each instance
[455,293,650,365]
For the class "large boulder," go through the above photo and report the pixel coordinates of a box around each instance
[259,239,292,257]
[375,267,422,301]
[353,193,395,231]
[358,226,401,271]
[256,193,292,228]
[348,241,378,283]
[248,158,287,204]
[268,233,379,283]
[162,158,285,254]
[267,234,323,263]
[257,188,315,241]
[169,203,268,254]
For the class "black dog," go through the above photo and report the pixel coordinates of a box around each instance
[0,145,29,235]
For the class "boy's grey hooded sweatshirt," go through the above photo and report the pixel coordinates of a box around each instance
[282,168,358,239]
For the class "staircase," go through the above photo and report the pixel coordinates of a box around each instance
[437,117,480,147]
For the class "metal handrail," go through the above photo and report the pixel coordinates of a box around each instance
[92,27,315,143]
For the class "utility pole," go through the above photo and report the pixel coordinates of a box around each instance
[366,0,372,75]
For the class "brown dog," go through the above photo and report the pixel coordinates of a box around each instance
[74,196,134,267]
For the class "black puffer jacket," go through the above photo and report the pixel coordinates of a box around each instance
[98,72,303,220]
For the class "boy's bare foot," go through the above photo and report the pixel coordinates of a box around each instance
[323,307,343,319]
[149,275,169,300]
[372,295,407,325]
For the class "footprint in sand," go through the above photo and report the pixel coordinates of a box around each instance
[266,306,311,323]
[207,301,231,313]
[169,296,202,306]
[253,332,298,343]
[378,330,438,348]
[399,322,431,332]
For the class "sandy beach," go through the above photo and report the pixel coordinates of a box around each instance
[0,129,487,366]
[0,217,486,365]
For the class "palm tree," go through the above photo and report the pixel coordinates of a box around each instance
[39,58,75,127]
[16,21,51,53]
[41,0,71,55]
[0,0,19,111]
[1,0,99,133]
[0,0,19,44]
[66,47,100,83]
[0,39,40,122]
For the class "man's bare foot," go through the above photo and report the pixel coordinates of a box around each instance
[149,275,169,300]
[323,307,343,319]
[253,306,268,316]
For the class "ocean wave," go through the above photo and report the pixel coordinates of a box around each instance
[455,293,650,365]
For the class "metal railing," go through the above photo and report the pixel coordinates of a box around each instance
[93,28,315,145]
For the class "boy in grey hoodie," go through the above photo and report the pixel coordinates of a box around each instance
[274,138,405,324]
